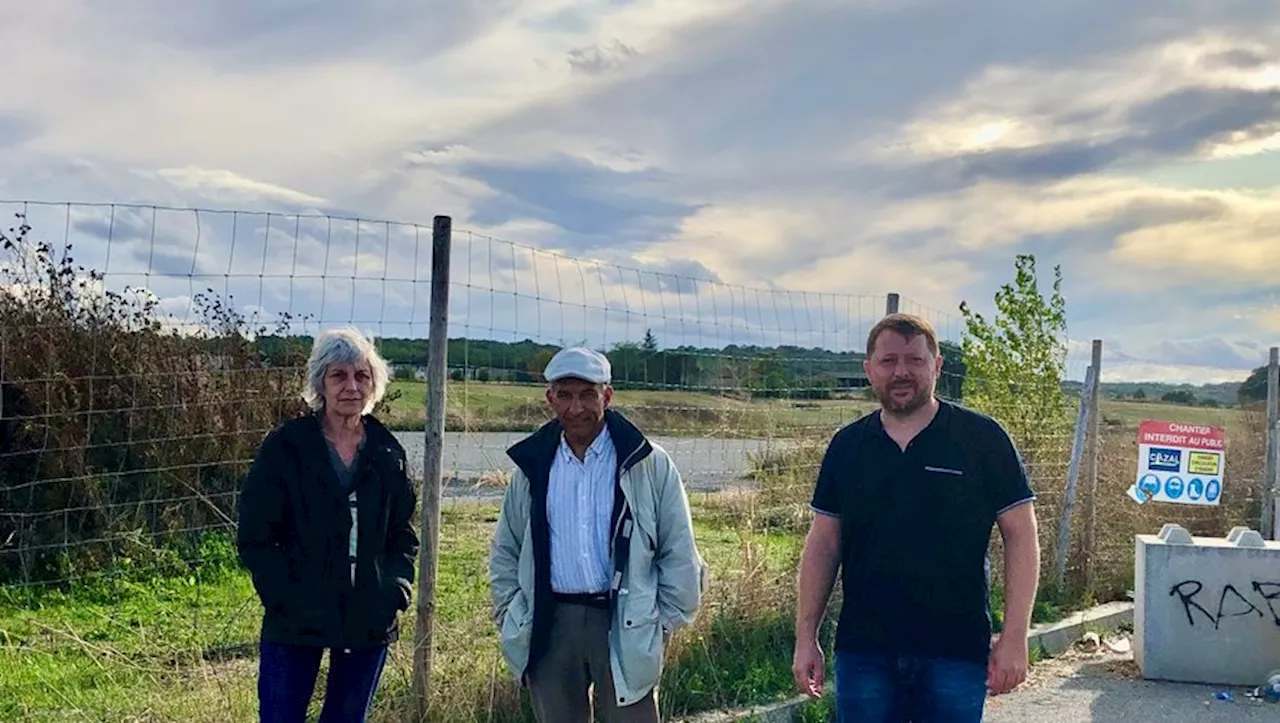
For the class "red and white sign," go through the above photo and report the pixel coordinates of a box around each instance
[1137,421,1226,451]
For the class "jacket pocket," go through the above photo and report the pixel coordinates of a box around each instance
[617,610,664,693]
[364,558,406,636]
[499,590,534,673]
[500,591,533,643]
[278,586,332,638]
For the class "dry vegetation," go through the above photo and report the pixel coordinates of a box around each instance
[0,217,321,586]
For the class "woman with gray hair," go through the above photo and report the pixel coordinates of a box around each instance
[237,327,419,723]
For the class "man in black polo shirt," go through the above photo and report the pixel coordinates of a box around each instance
[792,313,1040,722]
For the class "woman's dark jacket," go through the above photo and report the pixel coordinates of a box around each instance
[236,413,419,649]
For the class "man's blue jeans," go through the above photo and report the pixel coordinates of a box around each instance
[835,650,987,723]
[257,642,388,723]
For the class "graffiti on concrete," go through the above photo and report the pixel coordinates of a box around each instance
[1169,579,1280,629]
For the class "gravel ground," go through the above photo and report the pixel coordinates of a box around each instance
[984,641,1279,722]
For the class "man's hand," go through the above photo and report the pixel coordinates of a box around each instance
[792,638,826,699]
[987,633,1029,695]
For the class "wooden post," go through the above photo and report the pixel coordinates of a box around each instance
[410,215,451,721]
[885,293,900,315]
[1263,347,1279,539]
[1056,364,1095,588]
[1083,339,1103,593]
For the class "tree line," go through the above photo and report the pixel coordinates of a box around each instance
[259,330,968,399]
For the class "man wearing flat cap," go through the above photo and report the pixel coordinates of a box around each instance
[489,346,707,722]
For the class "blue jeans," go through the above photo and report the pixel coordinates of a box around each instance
[257,642,388,723]
[835,650,987,723]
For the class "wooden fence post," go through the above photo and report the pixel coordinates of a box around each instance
[1056,363,1095,588]
[1082,339,1103,594]
[1263,347,1278,539]
[410,215,451,721]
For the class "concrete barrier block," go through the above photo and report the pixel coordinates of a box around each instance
[1157,523,1194,544]
[1135,527,1280,686]
[1226,526,1254,545]
[1231,529,1266,548]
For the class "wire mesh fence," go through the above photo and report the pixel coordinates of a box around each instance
[0,200,1271,721]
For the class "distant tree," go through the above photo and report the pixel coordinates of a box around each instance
[527,348,556,376]
[609,341,645,388]
[641,328,658,354]
[1132,387,1146,400]
[1161,390,1196,405]
[959,254,1072,466]
[746,353,790,399]
[1239,366,1267,405]
[936,340,967,400]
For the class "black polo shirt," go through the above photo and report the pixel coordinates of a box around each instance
[810,399,1035,664]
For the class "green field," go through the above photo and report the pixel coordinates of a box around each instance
[0,500,813,723]
[381,379,876,437]
[1095,398,1250,428]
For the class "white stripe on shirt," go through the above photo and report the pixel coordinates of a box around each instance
[547,426,616,594]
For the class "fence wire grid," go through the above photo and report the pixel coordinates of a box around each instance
[0,200,1268,722]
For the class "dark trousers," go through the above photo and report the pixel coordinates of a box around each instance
[835,650,987,723]
[526,602,660,723]
[257,641,388,723]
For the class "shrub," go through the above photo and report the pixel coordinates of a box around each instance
[0,214,313,585]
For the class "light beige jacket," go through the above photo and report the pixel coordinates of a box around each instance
[489,420,707,707]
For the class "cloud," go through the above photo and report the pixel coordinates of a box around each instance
[126,0,517,67]
[0,114,37,151]
[566,40,639,74]
[458,154,700,250]
[6,1,1280,386]
[1068,336,1267,383]
[151,168,327,209]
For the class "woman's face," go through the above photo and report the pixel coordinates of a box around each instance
[323,361,374,417]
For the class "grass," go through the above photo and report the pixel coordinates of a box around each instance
[0,497,818,723]
[1095,398,1247,428]
[381,379,1252,440]
[381,379,874,438]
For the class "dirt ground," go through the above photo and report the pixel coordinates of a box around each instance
[983,633,1280,722]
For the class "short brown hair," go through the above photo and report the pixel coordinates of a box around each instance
[866,313,939,358]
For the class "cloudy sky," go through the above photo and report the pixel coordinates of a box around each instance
[4,0,1280,384]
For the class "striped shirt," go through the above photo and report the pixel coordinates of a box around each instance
[547,426,617,594]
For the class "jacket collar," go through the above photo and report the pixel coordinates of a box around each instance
[295,410,397,449]
[288,412,402,495]
[507,408,652,480]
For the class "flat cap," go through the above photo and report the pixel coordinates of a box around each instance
[543,346,611,384]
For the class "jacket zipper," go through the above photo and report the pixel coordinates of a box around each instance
[610,442,646,558]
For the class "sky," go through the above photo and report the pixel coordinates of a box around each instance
[4,0,1280,384]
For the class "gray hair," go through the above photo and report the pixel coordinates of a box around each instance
[301,327,390,415]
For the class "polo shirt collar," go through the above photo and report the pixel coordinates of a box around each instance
[871,396,952,435]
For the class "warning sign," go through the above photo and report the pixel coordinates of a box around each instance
[1187,451,1221,476]
[1128,420,1225,506]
